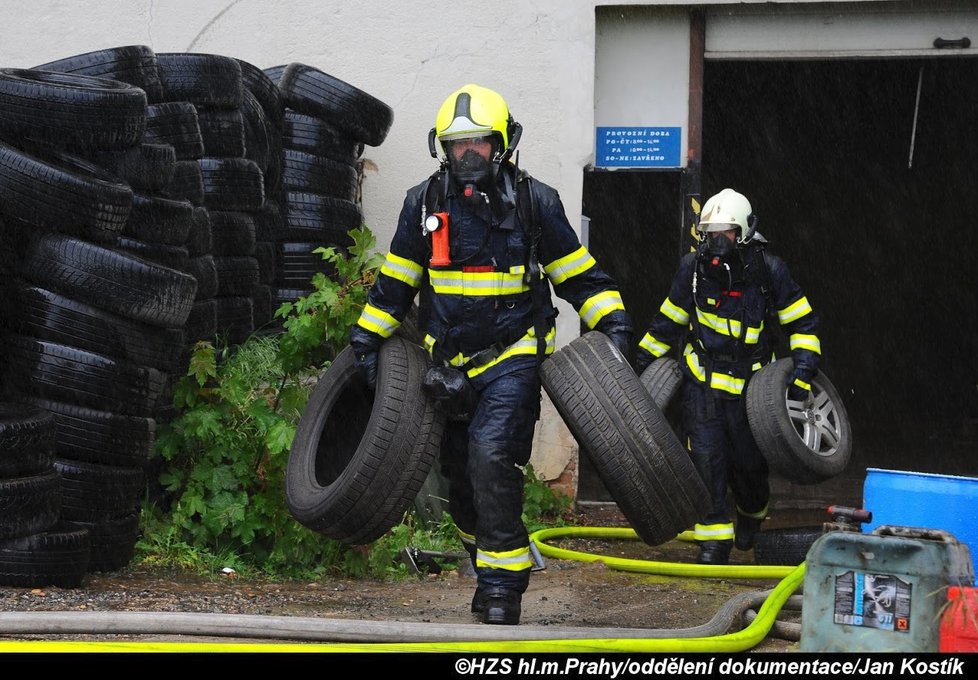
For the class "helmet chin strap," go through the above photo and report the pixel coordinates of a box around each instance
[737,214,759,245]
[492,120,522,165]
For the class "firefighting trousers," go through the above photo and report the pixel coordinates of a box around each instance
[680,380,769,532]
[440,364,540,593]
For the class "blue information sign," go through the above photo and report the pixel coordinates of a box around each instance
[595,126,682,168]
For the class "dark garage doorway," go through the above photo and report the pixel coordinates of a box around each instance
[580,56,978,503]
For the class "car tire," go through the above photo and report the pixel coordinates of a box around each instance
[746,358,853,484]
[540,332,709,545]
[753,526,823,565]
[286,336,445,544]
[639,357,683,412]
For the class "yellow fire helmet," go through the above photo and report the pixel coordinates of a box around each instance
[428,83,521,161]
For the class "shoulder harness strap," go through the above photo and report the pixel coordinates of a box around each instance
[514,170,549,364]
[753,247,784,353]
[420,168,448,221]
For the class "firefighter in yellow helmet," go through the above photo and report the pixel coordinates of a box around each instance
[351,84,632,623]
[635,188,822,565]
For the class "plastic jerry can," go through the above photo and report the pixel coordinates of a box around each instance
[800,525,975,652]
[940,586,978,652]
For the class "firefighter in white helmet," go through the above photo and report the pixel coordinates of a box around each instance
[634,188,822,564]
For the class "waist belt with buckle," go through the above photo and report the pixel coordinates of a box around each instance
[707,351,765,365]
[459,325,531,371]
[463,343,506,370]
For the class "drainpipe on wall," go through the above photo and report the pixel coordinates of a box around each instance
[682,9,706,258]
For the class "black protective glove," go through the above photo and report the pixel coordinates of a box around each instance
[596,311,633,361]
[786,372,810,402]
[606,329,632,358]
[423,365,476,418]
[353,348,379,390]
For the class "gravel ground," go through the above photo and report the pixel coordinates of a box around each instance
[0,506,801,653]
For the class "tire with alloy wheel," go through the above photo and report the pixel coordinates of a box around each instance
[745,358,852,484]
[540,332,709,545]
[286,336,445,544]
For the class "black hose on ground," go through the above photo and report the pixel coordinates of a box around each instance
[742,594,803,642]
[0,588,779,642]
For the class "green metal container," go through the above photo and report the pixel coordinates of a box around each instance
[800,526,975,652]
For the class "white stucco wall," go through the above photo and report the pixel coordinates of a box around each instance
[0,0,952,491]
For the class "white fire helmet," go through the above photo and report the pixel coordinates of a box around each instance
[697,188,753,238]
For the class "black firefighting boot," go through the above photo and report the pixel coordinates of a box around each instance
[697,540,733,565]
[734,512,765,551]
[481,587,522,625]
[471,586,488,614]
[458,539,485,614]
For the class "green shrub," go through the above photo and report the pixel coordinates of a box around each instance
[141,227,385,578]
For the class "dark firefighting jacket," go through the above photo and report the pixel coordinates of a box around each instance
[637,245,820,397]
[351,164,629,380]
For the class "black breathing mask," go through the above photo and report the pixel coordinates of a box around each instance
[698,232,743,281]
[449,148,494,206]
[706,232,735,259]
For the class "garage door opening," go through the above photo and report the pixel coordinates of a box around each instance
[581,56,978,502]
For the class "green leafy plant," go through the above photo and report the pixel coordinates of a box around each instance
[522,464,574,534]
[142,227,389,579]
[276,227,384,375]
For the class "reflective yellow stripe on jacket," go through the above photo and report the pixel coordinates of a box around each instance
[428,268,532,296]
[356,303,400,338]
[380,251,424,288]
[579,290,625,329]
[639,332,670,358]
[543,246,595,285]
[683,344,762,396]
[778,296,813,324]
[789,332,821,354]
[695,308,762,344]
[659,297,689,326]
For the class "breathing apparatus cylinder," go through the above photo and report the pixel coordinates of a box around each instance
[426,212,451,267]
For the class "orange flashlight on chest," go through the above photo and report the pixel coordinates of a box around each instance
[425,212,451,267]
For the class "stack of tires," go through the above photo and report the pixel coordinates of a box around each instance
[0,46,399,576]
[143,98,214,352]
[0,57,198,574]
[0,402,89,587]
[155,53,263,347]
[237,59,286,330]
[266,63,391,313]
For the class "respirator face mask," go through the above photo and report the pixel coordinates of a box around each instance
[706,231,735,259]
[698,230,742,280]
[446,137,496,205]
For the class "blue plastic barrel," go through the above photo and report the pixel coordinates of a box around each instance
[863,467,978,559]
